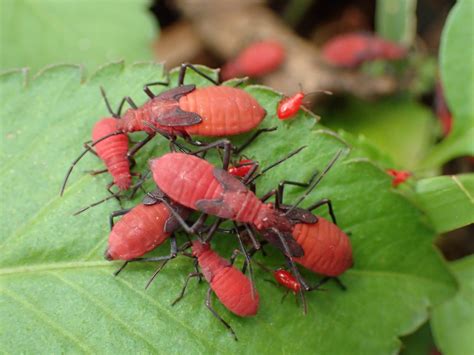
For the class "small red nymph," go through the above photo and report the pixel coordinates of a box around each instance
[277,92,305,120]
[228,159,254,177]
[273,269,301,294]
[386,169,412,187]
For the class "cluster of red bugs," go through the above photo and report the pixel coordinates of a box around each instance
[61,63,354,341]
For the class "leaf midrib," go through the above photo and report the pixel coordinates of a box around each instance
[0,260,453,290]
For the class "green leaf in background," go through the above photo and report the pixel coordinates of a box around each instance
[440,0,474,123]
[423,0,474,168]
[432,255,474,355]
[400,322,437,355]
[322,97,436,170]
[414,174,474,234]
[0,63,456,354]
[376,0,417,46]
[0,0,156,73]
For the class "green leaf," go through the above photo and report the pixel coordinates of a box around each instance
[0,0,156,73]
[424,0,474,168]
[400,322,436,355]
[322,97,437,170]
[376,0,417,46]
[420,126,474,169]
[432,255,474,355]
[414,174,474,233]
[440,0,474,123]
[0,63,456,354]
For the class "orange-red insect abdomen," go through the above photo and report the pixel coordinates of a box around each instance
[292,217,353,276]
[192,241,259,317]
[105,203,173,260]
[179,86,266,136]
[221,40,285,80]
[322,32,406,68]
[92,118,131,190]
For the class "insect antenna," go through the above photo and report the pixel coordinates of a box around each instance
[59,130,124,196]
[244,145,307,185]
[285,149,345,215]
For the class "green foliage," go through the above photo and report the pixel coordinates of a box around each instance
[376,0,417,46]
[400,322,436,355]
[0,62,457,354]
[440,0,474,123]
[422,0,474,168]
[414,174,474,233]
[322,97,436,170]
[432,256,474,355]
[0,0,156,73]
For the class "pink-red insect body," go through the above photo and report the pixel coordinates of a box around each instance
[105,200,190,261]
[150,152,304,257]
[228,159,254,177]
[92,118,131,190]
[117,85,266,138]
[291,217,353,277]
[322,32,407,68]
[277,92,305,120]
[192,240,259,317]
[273,269,301,294]
[221,40,285,80]
[386,169,411,187]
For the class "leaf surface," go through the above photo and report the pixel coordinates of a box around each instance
[0,63,456,354]
[432,256,474,355]
[414,174,474,233]
[0,0,156,73]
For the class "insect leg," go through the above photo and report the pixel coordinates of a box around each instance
[333,277,347,291]
[143,80,170,98]
[306,198,337,225]
[244,145,307,185]
[233,127,277,154]
[204,287,238,341]
[106,182,123,207]
[189,139,233,170]
[73,193,123,216]
[126,133,156,161]
[86,168,108,175]
[100,86,120,118]
[178,63,220,86]
[109,208,132,229]
[276,170,320,204]
[171,272,202,306]
[232,225,256,300]
[158,198,208,237]
[272,229,310,291]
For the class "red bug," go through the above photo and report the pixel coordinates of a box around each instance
[435,81,453,136]
[60,63,267,196]
[91,118,132,191]
[386,169,411,187]
[273,268,301,294]
[104,189,191,275]
[277,92,306,120]
[221,40,285,80]
[322,32,407,68]
[149,152,303,256]
[167,240,258,341]
[277,88,332,120]
[228,159,254,177]
[242,149,352,292]
[148,149,317,294]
